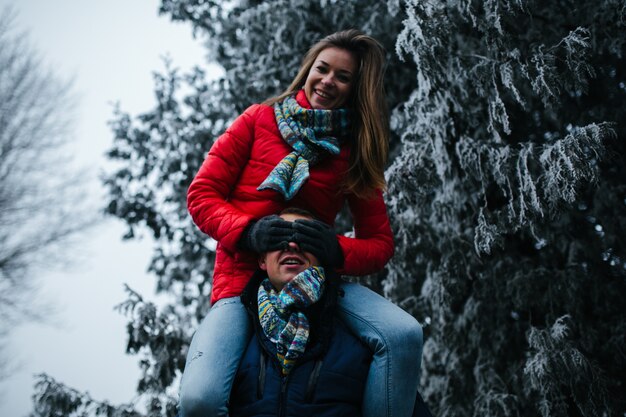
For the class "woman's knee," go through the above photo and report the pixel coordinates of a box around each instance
[383,313,423,354]
[403,316,423,348]
[338,285,424,354]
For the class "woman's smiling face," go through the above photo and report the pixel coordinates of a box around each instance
[303,47,358,110]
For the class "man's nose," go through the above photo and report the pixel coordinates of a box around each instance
[286,241,301,252]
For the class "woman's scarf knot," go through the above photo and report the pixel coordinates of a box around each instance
[257,94,350,200]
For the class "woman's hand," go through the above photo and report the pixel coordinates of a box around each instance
[239,215,294,253]
[293,219,343,268]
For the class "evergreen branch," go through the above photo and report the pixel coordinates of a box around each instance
[525,316,610,417]
[31,373,144,417]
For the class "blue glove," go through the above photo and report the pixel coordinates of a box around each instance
[239,215,294,253]
[293,219,343,268]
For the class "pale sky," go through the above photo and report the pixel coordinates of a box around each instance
[0,1,208,415]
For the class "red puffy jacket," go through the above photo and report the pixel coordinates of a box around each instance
[188,90,394,302]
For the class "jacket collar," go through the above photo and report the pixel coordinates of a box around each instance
[295,89,311,109]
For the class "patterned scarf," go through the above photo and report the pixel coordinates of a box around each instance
[257,93,351,200]
[257,266,326,375]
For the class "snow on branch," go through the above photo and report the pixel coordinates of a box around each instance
[32,373,143,417]
[114,285,188,397]
[456,122,612,254]
[524,316,609,417]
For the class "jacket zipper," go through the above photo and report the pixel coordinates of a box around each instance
[277,372,290,417]
[257,351,266,399]
[305,359,323,402]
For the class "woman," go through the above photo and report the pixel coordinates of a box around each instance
[180,29,423,417]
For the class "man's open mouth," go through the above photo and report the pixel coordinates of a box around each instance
[280,256,304,265]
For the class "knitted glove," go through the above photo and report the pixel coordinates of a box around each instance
[293,219,343,268]
[239,215,294,253]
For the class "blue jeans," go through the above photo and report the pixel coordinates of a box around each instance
[338,282,423,417]
[178,284,423,417]
[178,297,251,417]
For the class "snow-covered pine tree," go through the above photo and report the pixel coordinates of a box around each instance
[385,1,625,415]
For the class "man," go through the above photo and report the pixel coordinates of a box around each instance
[228,208,433,417]
[229,208,371,417]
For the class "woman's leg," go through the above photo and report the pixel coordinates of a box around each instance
[178,296,252,417]
[338,282,423,417]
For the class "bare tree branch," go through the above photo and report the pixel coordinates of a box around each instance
[0,5,97,377]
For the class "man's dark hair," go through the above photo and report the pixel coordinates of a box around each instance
[279,207,318,220]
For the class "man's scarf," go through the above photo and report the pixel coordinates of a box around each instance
[257,94,350,200]
[257,266,326,375]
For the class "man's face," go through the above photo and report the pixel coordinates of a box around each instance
[259,213,320,291]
